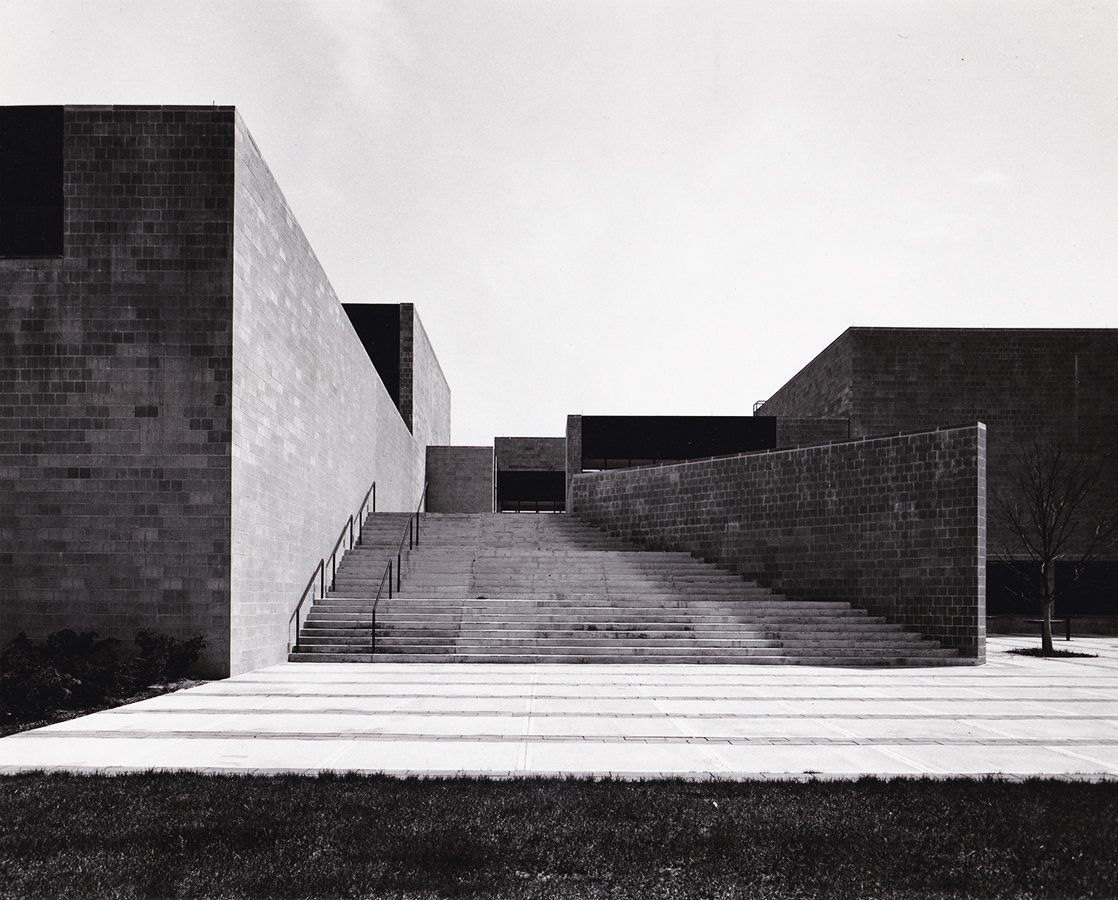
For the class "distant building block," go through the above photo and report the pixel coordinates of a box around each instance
[495,437,566,512]
[426,446,495,513]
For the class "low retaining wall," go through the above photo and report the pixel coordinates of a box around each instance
[572,425,987,659]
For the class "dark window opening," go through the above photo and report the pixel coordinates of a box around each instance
[580,416,777,471]
[343,303,401,411]
[497,470,566,513]
[0,106,64,257]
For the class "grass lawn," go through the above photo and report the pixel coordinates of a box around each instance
[1,774,1115,898]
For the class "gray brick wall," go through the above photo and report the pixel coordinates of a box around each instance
[773,418,851,449]
[230,113,431,674]
[758,328,1118,557]
[757,331,855,421]
[0,106,235,674]
[426,446,494,513]
[572,425,987,659]
[0,106,452,677]
[495,437,566,471]
[564,415,582,510]
[398,303,414,431]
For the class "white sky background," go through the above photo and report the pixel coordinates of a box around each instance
[2,1,1115,444]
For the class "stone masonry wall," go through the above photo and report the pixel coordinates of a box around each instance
[495,436,566,471]
[408,306,451,453]
[0,106,235,674]
[564,415,583,510]
[230,114,429,674]
[759,328,1118,558]
[572,425,987,659]
[426,446,494,513]
[773,418,851,449]
[758,330,855,421]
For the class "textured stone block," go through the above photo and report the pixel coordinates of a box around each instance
[0,106,450,677]
[426,446,494,513]
[572,425,986,659]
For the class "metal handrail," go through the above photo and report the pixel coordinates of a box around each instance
[370,479,428,653]
[289,560,325,653]
[289,480,375,652]
[327,481,376,592]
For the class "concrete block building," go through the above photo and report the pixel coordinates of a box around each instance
[2,104,1111,671]
[0,106,449,675]
[756,327,1118,616]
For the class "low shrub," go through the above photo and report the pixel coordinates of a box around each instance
[45,629,130,706]
[1,628,206,722]
[134,630,206,684]
[0,634,77,720]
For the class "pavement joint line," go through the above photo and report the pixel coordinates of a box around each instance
[16,731,1118,747]
[184,690,1118,701]
[210,679,1118,684]
[81,709,1118,721]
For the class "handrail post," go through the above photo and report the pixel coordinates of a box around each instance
[388,560,393,600]
[295,608,300,651]
[371,608,376,654]
[372,483,376,513]
[397,551,401,592]
[415,509,420,547]
[319,560,324,601]
[409,517,413,550]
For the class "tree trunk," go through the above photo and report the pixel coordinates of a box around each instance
[1042,600,1055,654]
[1042,564,1055,654]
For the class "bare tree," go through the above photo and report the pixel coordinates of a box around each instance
[992,439,1118,654]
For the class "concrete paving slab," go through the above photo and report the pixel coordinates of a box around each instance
[2,637,1117,780]
[879,744,1118,776]
[0,736,353,773]
[709,743,929,776]
[680,717,845,739]
[967,717,1118,741]
[328,739,522,773]
[524,740,728,775]
[527,716,624,737]
[826,717,1025,741]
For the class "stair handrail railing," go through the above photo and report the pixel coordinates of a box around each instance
[370,479,428,654]
[289,480,376,653]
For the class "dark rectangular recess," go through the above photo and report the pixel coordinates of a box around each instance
[580,416,777,468]
[0,106,64,257]
[343,303,401,411]
[986,563,1035,615]
[1057,562,1118,615]
[988,561,1118,615]
[497,470,566,512]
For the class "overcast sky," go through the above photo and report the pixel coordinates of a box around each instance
[2,1,1115,444]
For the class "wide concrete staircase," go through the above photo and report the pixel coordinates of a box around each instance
[289,513,959,666]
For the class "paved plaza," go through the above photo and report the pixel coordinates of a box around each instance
[1,636,1116,779]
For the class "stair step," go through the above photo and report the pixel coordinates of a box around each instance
[289,651,960,667]
[292,512,962,666]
